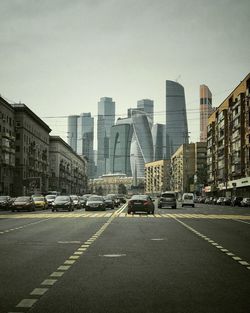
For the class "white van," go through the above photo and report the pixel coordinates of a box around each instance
[182,193,195,207]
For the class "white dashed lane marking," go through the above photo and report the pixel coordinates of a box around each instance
[172,216,250,271]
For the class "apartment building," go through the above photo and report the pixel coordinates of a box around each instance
[144,160,171,195]
[0,97,15,195]
[206,73,250,196]
[171,143,195,193]
[12,103,51,196]
[49,136,87,195]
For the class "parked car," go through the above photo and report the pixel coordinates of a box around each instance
[158,191,177,209]
[212,197,218,205]
[182,193,195,207]
[231,197,243,207]
[240,198,250,207]
[45,194,57,208]
[127,194,155,214]
[85,196,106,211]
[11,196,36,212]
[0,196,12,211]
[70,195,81,209]
[103,196,115,209]
[223,197,232,205]
[52,195,74,212]
[32,195,48,210]
[216,197,225,205]
[204,197,213,204]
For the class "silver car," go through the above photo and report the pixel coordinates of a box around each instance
[158,191,177,209]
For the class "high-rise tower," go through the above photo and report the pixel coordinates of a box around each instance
[165,81,188,159]
[200,85,213,142]
[77,113,95,178]
[137,99,154,124]
[67,115,79,152]
[97,97,115,177]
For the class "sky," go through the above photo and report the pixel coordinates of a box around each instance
[0,0,249,147]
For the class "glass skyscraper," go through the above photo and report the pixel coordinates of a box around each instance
[165,81,189,159]
[77,113,95,178]
[130,110,154,178]
[200,85,213,142]
[67,115,79,152]
[109,117,133,176]
[97,97,115,177]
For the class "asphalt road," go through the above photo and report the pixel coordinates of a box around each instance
[0,202,250,313]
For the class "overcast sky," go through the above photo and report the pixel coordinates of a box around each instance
[0,0,249,145]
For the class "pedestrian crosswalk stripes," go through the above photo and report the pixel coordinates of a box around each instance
[0,212,250,220]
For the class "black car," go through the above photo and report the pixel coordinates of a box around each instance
[127,194,155,214]
[11,196,36,212]
[52,195,74,212]
[231,197,243,207]
[85,196,106,211]
[0,196,12,211]
[103,196,115,209]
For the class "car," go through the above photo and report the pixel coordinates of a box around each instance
[70,195,81,209]
[106,194,120,207]
[85,195,106,211]
[0,196,12,211]
[182,193,195,207]
[127,194,155,214]
[216,197,225,205]
[158,191,177,209]
[103,196,115,209]
[32,195,48,210]
[116,194,127,204]
[11,196,36,212]
[223,197,232,205]
[52,195,74,212]
[79,195,88,208]
[45,194,57,208]
[240,198,250,207]
[231,197,243,207]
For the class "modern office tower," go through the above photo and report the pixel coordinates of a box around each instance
[67,115,79,152]
[200,85,213,142]
[152,123,166,161]
[97,97,115,177]
[137,99,154,124]
[130,110,154,178]
[165,80,189,159]
[109,117,133,176]
[77,113,95,178]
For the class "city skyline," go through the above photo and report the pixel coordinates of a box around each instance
[0,1,249,145]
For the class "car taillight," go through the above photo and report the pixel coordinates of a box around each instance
[144,201,149,205]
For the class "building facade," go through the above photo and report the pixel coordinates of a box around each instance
[144,160,171,195]
[137,99,154,124]
[166,81,189,159]
[12,103,51,196]
[77,113,95,178]
[171,143,195,194]
[206,73,250,196]
[151,123,166,161]
[109,117,133,176]
[0,97,15,195]
[67,115,79,152]
[89,173,144,196]
[49,136,87,194]
[130,110,154,178]
[200,85,214,142]
[97,97,115,177]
